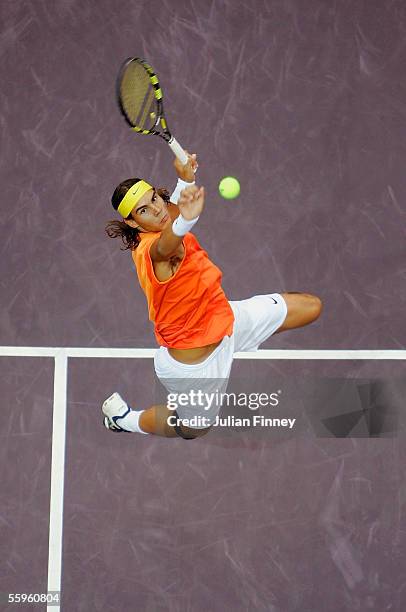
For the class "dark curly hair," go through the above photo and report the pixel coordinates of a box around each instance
[105,178,170,250]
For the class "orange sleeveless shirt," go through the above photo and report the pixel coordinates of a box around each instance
[132,232,234,349]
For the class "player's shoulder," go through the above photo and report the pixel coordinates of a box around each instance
[133,232,160,259]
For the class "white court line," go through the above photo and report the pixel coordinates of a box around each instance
[0,346,405,359]
[47,350,68,612]
[0,346,59,357]
[234,349,406,360]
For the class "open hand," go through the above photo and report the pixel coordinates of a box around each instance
[178,185,205,220]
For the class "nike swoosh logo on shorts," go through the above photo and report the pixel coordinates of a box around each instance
[270,297,278,304]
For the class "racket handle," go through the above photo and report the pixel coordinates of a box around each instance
[168,136,188,165]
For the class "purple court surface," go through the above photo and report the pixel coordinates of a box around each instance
[1,1,405,611]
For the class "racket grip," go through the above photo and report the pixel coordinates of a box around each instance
[168,136,188,165]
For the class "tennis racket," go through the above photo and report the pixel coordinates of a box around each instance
[116,57,188,165]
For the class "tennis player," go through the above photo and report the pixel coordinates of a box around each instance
[103,153,322,439]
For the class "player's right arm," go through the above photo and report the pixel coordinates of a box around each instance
[150,185,205,262]
[169,151,198,205]
[173,152,198,185]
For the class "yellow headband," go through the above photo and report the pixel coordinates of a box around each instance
[118,180,153,218]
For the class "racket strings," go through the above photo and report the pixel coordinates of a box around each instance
[120,63,158,130]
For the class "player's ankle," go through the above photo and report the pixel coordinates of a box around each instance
[117,409,149,434]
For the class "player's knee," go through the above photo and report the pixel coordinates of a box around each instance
[191,426,211,439]
[308,294,322,322]
[176,423,212,440]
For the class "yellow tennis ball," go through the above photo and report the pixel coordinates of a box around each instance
[219,176,240,199]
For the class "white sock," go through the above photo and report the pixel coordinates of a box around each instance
[117,409,149,434]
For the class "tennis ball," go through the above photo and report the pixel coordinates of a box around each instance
[219,176,240,199]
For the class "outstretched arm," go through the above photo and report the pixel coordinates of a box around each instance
[150,184,205,262]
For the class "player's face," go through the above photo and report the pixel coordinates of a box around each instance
[129,188,170,232]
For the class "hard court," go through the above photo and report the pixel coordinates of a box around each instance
[1,1,405,611]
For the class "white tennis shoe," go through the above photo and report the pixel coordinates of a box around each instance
[102,392,131,432]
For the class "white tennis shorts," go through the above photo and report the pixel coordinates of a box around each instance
[154,293,287,428]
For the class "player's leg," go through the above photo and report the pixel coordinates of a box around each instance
[102,392,178,437]
[139,405,179,437]
[140,406,211,438]
[228,291,322,351]
[276,292,322,333]
[172,419,212,439]
[102,394,211,439]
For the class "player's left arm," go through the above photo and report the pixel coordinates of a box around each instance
[150,185,204,262]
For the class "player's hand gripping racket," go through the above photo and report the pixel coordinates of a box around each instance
[117,57,188,165]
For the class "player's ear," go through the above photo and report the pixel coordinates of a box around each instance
[123,218,140,229]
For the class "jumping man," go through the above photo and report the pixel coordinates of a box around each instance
[103,153,322,440]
